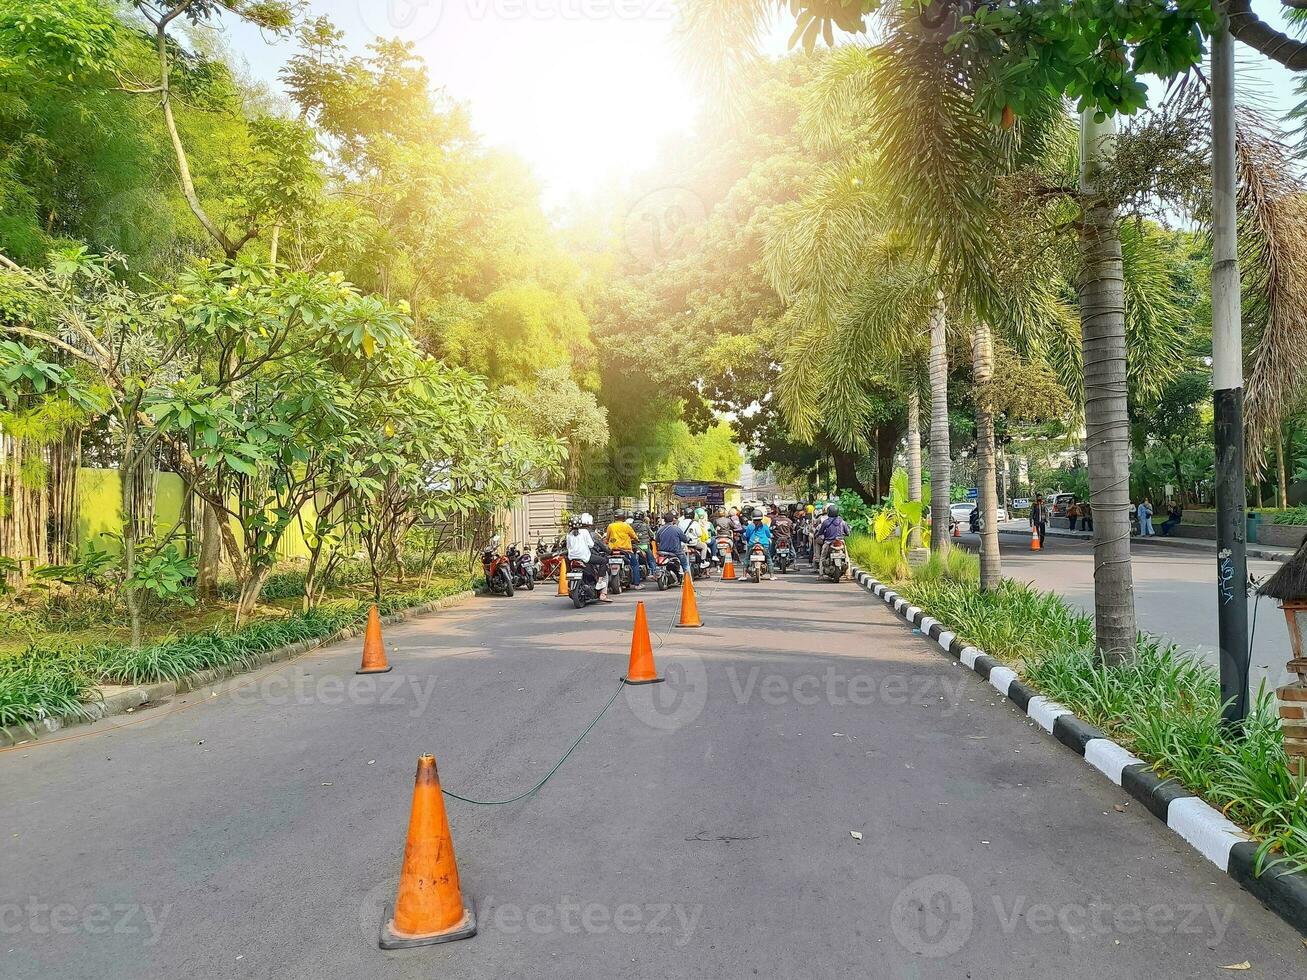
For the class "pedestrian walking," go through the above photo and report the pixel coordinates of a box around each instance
[1137,497,1155,536]
[1067,501,1081,531]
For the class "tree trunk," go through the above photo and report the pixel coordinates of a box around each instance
[973,322,1002,590]
[196,498,223,599]
[831,446,872,503]
[47,429,81,564]
[928,293,952,555]
[906,387,923,548]
[1079,110,1136,663]
[1276,428,1289,509]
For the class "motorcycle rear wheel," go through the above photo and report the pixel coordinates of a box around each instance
[525,572,535,591]
[571,587,585,609]
[501,569,515,597]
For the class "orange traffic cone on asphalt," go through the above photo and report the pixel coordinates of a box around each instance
[675,574,703,629]
[1031,527,1042,552]
[356,605,393,674]
[952,522,961,539]
[378,754,477,949]
[623,601,663,685]
[557,561,570,596]
[721,553,737,581]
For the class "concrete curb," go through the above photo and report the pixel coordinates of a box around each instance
[850,566,1307,937]
[0,589,477,750]
[995,527,1292,563]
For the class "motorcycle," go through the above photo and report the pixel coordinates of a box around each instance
[655,551,684,591]
[686,547,711,581]
[747,542,770,583]
[566,558,601,609]
[773,543,796,574]
[481,536,515,597]
[607,552,626,596]
[820,538,850,583]
[507,542,536,591]
[535,537,565,582]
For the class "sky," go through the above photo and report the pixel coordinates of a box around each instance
[221,1,1302,210]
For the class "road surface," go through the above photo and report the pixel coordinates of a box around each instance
[2,572,1303,978]
[970,530,1296,695]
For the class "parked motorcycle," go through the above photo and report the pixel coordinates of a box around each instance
[507,542,536,591]
[820,539,850,583]
[535,537,565,582]
[482,536,515,597]
[773,543,796,574]
[747,542,770,583]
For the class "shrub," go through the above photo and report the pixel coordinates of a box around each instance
[1272,505,1307,526]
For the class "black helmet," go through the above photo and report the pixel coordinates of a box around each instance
[752,512,764,522]
[826,503,839,517]
[568,516,582,530]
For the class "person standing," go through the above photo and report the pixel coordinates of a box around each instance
[1067,500,1081,532]
[1030,496,1048,548]
[1137,497,1155,536]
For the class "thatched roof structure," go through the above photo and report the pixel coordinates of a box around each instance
[1260,537,1307,601]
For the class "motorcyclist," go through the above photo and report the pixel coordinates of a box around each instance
[566,515,612,603]
[689,507,714,565]
[606,510,644,590]
[817,503,852,568]
[678,507,694,534]
[771,507,794,555]
[656,511,692,573]
[630,510,656,574]
[744,513,776,580]
[579,513,615,603]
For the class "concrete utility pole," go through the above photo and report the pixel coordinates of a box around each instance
[1211,6,1250,724]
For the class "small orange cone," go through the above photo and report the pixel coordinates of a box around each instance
[379,755,477,949]
[623,601,663,685]
[721,554,737,581]
[675,574,703,629]
[557,561,570,596]
[1031,527,1042,552]
[356,604,393,674]
[953,522,961,539]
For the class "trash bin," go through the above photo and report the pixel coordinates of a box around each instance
[1247,511,1261,543]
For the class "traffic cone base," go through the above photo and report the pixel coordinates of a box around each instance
[623,601,663,684]
[378,755,476,950]
[379,900,477,950]
[1030,529,1041,552]
[357,604,393,674]
[675,574,703,628]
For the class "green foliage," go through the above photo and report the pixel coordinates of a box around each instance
[1273,506,1307,527]
[871,469,924,557]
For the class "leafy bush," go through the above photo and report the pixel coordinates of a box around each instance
[837,490,873,534]
[848,534,976,587]
[1272,505,1307,526]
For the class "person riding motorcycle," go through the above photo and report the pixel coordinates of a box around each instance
[579,513,615,603]
[744,513,776,580]
[656,511,693,573]
[689,507,714,565]
[817,503,852,568]
[606,510,644,590]
[566,515,612,603]
[630,510,656,574]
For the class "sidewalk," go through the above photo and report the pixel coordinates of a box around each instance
[996,520,1296,563]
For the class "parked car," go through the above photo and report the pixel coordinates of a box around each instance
[950,502,1010,526]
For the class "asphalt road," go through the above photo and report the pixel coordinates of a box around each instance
[973,531,1296,696]
[2,572,1304,979]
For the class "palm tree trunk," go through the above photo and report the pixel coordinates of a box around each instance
[973,322,1002,590]
[928,293,951,555]
[906,387,923,549]
[1079,110,1136,663]
[1276,427,1289,509]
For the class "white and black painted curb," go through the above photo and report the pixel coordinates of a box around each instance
[0,590,477,750]
[850,566,1307,937]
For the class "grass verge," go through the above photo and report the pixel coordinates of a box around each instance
[0,578,472,731]
[894,577,1307,873]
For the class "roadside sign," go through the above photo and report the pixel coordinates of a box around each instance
[966,488,978,500]
[1012,497,1031,509]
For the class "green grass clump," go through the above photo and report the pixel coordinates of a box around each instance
[847,534,977,586]
[1271,505,1307,526]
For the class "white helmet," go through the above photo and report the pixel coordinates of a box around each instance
[580,512,594,527]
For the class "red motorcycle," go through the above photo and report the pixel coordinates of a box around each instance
[481,536,515,597]
[535,537,565,583]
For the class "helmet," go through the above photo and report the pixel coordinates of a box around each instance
[806,504,815,515]
[615,510,627,520]
[581,512,594,527]
[826,504,839,517]
[682,507,693,518]
[568,516,582,530]
[695,508,706,520]
[752,512,764,522]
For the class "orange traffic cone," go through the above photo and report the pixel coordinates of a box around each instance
[675,574,703,629]
[624,601,663,685]
[557,561,570,596]
[952,522,961,539]
[1031,527,1042,552]
[721,553,737,581]
[356,604,393,674]
[378,755,477,949]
